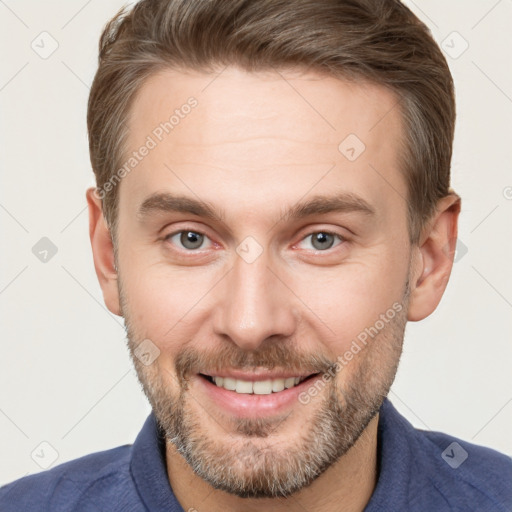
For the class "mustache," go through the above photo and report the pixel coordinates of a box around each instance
[174,341,336,382]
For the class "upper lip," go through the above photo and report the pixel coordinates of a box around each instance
[199,370,319,381]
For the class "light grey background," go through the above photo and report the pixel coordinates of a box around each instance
[1,0,511,485]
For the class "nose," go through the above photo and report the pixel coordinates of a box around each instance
[212,251,299,351]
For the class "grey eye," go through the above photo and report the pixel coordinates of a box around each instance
[309,232,337,250]
[180,231,204,250]
[296,231,345,252]
[166,230,209,250]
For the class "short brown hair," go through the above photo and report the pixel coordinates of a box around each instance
[88,0,456,245]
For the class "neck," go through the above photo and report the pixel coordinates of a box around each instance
[166,414,379,512]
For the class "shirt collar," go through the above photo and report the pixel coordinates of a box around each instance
[363,398,418,511]
[130,412,184,511]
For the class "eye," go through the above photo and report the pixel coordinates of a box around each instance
[297,231,345,251]
[165,230,212,251]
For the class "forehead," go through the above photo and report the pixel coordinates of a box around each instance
[119,66,406,229]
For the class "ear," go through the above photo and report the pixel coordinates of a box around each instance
[407,192,461,322]
[86,187,121,316]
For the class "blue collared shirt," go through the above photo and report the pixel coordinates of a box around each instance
[1,399,511,511]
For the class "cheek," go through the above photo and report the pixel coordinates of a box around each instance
[120,258,215,343]
[289,252,406,351]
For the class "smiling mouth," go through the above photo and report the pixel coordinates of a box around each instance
[199,373,320,395]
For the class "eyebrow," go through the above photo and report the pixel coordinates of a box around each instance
[281,193,376,221]
[136,191,376,225]
[137,193,222,222]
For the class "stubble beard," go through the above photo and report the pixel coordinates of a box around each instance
[120,276,410,499]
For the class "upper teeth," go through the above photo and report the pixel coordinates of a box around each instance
[211,376,305,394]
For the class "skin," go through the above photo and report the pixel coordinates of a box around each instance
[86,66,460,511]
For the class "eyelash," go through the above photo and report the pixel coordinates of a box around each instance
[163,228,347,254]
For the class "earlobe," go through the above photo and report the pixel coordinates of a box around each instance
[407,193,461,322]
[86,187,122,316]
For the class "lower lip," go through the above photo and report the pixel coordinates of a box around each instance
[195,374,321,419]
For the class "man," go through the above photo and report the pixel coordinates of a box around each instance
[1,0,510,510]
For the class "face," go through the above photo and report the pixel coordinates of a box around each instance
[114,66,413,498]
